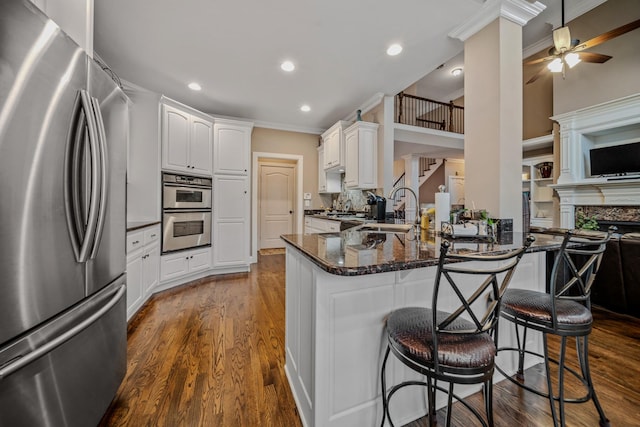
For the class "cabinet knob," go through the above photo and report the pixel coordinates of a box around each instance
[150,234,156,238]
[190,255,194,259]
[133,240,140,245]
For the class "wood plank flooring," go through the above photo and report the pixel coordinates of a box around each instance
[100,253,640,426]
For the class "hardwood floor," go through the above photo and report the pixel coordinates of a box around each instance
[100,253,640,426]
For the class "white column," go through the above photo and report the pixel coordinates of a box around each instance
[450,0,545,232]
[402,154,420,223]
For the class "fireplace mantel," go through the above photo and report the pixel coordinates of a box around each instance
[550,93,640,228]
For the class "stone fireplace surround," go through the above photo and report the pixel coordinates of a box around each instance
[576,206,640,234]
[551,93,640,229]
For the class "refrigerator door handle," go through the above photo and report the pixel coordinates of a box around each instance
[64,92,86,261]
[64,90,102,263]
[88,96,109,259]
[0,285,126,380]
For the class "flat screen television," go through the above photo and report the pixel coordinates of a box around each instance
[589,142,640,177]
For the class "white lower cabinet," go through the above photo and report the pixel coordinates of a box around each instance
[304,216,341,234]
[126,224,161,320]
[160,247,212,282]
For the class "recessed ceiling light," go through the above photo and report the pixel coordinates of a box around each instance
[188,82,201,91]
[300,105,311,112]
[281,60,295,72]
[451,68,463,77]
[386,44,403,56]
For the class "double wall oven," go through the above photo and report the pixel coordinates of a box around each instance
[162,172,212,253]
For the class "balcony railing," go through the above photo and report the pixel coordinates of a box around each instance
[394,92,464,134]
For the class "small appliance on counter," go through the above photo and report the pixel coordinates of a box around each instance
[367,193,387,221]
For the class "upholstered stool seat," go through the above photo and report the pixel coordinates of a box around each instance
[501,289,593,329]
[387,307,496,370]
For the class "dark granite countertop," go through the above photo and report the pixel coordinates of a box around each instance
[281,229,567,276]
[127,220,161,232]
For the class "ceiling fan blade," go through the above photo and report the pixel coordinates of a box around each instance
[526,66,548,85]
[524,55,555,66]
[579,52,612,63]
[573,18,640,52]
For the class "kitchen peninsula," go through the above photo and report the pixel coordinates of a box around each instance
[281,228,568,427]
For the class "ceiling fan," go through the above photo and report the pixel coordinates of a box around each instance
[525,0,640,84]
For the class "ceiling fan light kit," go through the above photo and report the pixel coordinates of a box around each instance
[524,0,640,85]
[552,26,572,52]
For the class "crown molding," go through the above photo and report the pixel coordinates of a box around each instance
[449,0,546,42]
[343,92,385,122]
[523,34,553,59]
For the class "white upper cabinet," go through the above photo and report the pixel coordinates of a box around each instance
[190,117,214,175]
[161,102,213,176]
[213,119,253,175]
[318,145,341,193]
[322,120,350,171]
[344,121,379,189]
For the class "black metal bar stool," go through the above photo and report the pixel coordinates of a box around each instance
[496,228,615,427]
[380,236,534,427]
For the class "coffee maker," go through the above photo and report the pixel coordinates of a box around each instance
[367,193,387,222]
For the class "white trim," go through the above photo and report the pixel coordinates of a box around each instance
[523,35,553,59]
[342,92,385,122]
[252,152,304,263]
[449,0,546,42]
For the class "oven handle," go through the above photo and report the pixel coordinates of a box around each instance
[163,183,212,190]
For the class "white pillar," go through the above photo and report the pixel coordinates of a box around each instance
[450,0,545,232]
[402,154,420,223]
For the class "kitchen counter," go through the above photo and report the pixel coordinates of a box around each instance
[126,220,161,233]
[283,228,556,426]
[281,229,564,276]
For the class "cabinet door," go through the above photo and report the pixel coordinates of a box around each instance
[344,129,358,187]
[318,146,327,192]
[126,255,143,319]
[161,104,190,173]
[142,244,160,294]
[189,248,212,273]
[324,127,340,169]
[190,117,213,176]
[213,175,249,266]
[214,222,247,266]
[214,123,250,175]
[160,253,190,282]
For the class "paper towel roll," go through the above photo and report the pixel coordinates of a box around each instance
[435,192,450,231]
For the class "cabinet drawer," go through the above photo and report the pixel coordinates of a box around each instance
[127,230,144,254]
[144,225,161,245]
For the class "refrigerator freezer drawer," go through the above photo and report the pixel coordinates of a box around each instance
[0,278,127,427]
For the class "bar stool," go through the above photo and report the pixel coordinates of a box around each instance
[497,228,614,427]
[380,236,534,427]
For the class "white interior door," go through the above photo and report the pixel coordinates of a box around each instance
[259,163,295,249]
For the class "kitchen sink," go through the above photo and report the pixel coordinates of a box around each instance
[357,223,413,233]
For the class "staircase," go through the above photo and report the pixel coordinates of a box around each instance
[391,157,444,212]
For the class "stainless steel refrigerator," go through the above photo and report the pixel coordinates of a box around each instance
[0,1,128,425]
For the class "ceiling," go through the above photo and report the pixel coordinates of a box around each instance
[94,0,599,134]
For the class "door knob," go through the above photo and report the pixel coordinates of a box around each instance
[289,210,293,214]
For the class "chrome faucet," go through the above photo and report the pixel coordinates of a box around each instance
[388,186,421,232]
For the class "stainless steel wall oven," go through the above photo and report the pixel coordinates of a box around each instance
[162,173,212,253]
